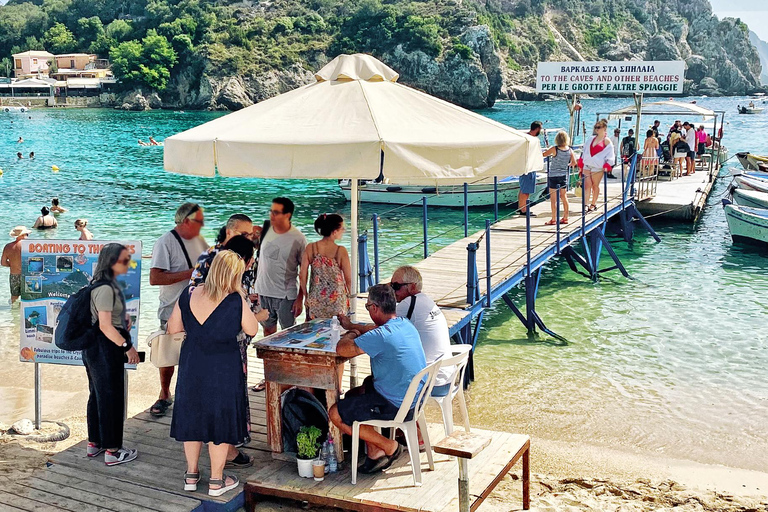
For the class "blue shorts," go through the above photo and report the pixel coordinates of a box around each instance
[519,172,537,194]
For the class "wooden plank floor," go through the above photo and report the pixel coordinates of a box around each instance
[1,355,374,512]
[636,165,718,221]
[246,426,529,512]
[417,182,629,309]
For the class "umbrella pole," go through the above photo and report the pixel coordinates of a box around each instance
[349,178,359,387]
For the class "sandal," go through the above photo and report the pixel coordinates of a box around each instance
[544,219,557,226]
[150,398,173,417]
[560,218,569,224]
[209,474,239,497]
[225,450,253,469]
[588,204,597,212]
[184,471,200,492]
[250,380,266,393]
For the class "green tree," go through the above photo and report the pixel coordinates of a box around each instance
[76,16,105,49]
[110,30,177,91]
[105,20,132,42]
[43,22,77,54]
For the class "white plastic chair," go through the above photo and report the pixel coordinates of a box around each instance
[429,344,472,436]
[351,358,442,486]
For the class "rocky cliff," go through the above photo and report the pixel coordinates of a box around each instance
[110,0,765,111]
[749,31,768,85]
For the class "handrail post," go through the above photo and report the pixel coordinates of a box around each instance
[603,167,608,223]
[493,176,499,223]
[526,200,532,276]
[463,183,469,237]
[372,213,380,284]
[466,243,478,305]
[581,173,586,235]
[357,232,372,293]
[485,220,491,307]
[555,185,561,255]
[621,160,626,211]
[422,196,428,258]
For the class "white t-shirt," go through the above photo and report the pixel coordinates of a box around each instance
[254,225,307,300]
[150,230,208,323]
[396,292,454,387]
[684,128,696,149]
[610,135,620,165]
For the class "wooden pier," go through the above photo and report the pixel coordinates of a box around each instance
[636,163,719,222]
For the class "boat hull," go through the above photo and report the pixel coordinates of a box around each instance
[339,176,551,207]
[724,203,768,246]
[1,106,29,113]
[736,152,768,171]
[734,175,768,194]
[732,189,768,209]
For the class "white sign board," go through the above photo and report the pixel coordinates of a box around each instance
[536,61,685,95]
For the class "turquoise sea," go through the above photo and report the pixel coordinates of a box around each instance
[0,96,766,472]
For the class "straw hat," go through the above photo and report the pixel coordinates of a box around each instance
[9,226,30,238]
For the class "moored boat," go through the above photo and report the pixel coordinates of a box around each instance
[736,151,768,171]
[734,175,768,194]
[723,200,768,246]
[737,106,764,114]
[1,105,30,113]
[338,175,549,207]
[732,188,768,209]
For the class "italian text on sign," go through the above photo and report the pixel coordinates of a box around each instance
[536,61,685,94]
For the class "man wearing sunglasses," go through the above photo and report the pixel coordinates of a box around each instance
[149,202,208,417]
[329,284,426,475]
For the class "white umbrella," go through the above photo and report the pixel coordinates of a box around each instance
[164,53,543,300]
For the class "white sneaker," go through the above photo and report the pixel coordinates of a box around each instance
[105,447,138,466]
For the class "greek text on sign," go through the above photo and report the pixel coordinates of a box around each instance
[536,61,685,94]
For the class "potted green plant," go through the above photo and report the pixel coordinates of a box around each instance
[296,425,322,478]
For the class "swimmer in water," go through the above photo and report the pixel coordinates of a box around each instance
[138,139,150,146]
[29,152,35,159]
[149,136,161,145]
[16,152,22,159]
[50,198,67,214]
[17,137,23,143]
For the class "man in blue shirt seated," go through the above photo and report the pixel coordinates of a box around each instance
[329,284,427,475]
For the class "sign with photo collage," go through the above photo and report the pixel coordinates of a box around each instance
[19,240,142,366]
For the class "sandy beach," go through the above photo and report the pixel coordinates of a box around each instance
[1,326,766,511]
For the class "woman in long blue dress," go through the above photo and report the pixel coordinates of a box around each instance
[167,250,259,497]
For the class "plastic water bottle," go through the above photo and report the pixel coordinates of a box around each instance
[330,316,341,344]
[322,440,332,473]
[327,439,338,473]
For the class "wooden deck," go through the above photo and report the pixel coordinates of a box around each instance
[415,181,629,309]
[636,164,719,221]
[244,427,530,512]
[1,355,373,512]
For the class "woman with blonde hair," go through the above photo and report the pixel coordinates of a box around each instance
[578,119,615,211]
[167,250,259,497]
[542,131,577,225]
[75,219,93,240]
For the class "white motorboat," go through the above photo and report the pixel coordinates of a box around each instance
[1,105,30,113]
[734,175,768,194]
[723,200,768,246]
[732,188,768,209]
[737,106,764,114]
[736,152,768,171]
[338,175,549,207]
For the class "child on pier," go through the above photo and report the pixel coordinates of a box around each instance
[542,131,577,226]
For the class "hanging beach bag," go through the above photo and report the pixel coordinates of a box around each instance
[146,330,186,367]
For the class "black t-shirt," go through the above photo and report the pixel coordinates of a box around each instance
[621,136,636,157]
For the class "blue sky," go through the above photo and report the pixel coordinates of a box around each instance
[710,0,768,41]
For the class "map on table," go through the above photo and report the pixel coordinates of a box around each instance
[257,319,338,352]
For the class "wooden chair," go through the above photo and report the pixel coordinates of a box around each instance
[428,344,472,436]
[351,358,442,486]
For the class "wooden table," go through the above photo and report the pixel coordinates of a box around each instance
[256,320,347,463]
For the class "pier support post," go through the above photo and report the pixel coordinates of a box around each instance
[422,196,429,258]
[464,183,469,237]
[372,214,380,284]
[357,233,373,293]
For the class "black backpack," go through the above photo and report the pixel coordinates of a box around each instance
[54,280,113,351]
[281,388,329,452]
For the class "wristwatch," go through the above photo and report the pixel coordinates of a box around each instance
[121,341,132,352]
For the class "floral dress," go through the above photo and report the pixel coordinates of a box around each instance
[306,244,349,319]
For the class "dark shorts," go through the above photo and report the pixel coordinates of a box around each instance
[547,175,567,190]
[519,172,537,194]
[697,142,706,156]
[258,295,296,330]
[337,376,413,425]
[687,150,696,160]
[9,274,21,297]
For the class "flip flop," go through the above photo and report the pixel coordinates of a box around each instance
[544,220,557,226]
[250,380,266,393]
[225,450,253,468]
[150,398,172,417]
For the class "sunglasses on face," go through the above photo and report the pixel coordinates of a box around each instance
[118,257,131,265]
[390,282,410,291]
